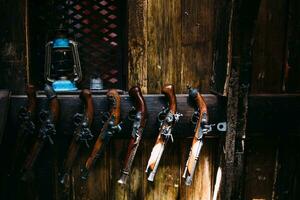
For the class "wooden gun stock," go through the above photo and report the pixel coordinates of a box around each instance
[182,87,208,185]
[21,84,60,179]
[161,84,177,113]
[81,89,121,179]
[45,84,60,124]
[146,84,181,182]
[118,86,147,184]
[26,84,37,115]
[60,89,94,185]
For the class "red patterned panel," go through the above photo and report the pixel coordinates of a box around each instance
[63,0,123,88]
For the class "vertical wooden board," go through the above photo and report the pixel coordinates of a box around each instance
[210,0,231,95]
[147,0,182,93]
[110,138,144,200]
[143,138,156,200]
[244,136,278,200]
[127,0,148,93]
[275,136,300,199]
[181,46,212,93]
[72,144,110,200]
[0,90,10,144]
[180,138,217,200]
[251,0,288,93]
[283,0,300,92]
[181,0,215,93]
[144,139,181,200]
[0,0,26,93]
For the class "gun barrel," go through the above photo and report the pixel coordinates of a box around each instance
[146,142,165,182]
[183,140,203,186]
[118,171,130,185]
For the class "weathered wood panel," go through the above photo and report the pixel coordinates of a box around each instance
[180,138,217,200]
[144,139,181,200]
[128,0,215,94]
[146,0,182,94]
[283,0,300,92]
[274,136,300,199]
[244,136,278,200]
[251,0,288,93]
[211,0,232,95]
[181,0,215,93]
[127,0,148,93]
[0,0,26,93]
[0,90,10,144]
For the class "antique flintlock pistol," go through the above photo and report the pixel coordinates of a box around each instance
[21,84,59,180]
[10,84,37,174]
[182,86,209,186]
[145,84,182,182]
[60,89,94,186]
[118,86,148,185]
[81,89,122,180]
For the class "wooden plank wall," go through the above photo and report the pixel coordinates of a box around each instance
[127,1,219,199]
[127,0,215,94]
[245,0,300,199]
[0,0,300,199]
[0,0,27,94]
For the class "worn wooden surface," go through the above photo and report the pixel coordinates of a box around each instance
[0,0,26,93]
[283,0,300,92]
[0,90,10,144]
[128,0,215,94]
[211,0,232,95]
[244,136,278,200]
[274,136,300,199]
[127,0,148,93]
[251,0,288,93]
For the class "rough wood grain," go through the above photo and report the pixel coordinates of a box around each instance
[0,0,26,93]
[283,0,300,92]
[146,0,182,94]
[244,136,278,200]
[180,138,217,200]
[274,136,300,199]
[113,138,144,200]
[0,90,10,144]
[144,139,181,200]
[72,140,110,200]
[181,0,215,93]
[127,0,148,93]
[211,0,232,95]
[251,0,288,93]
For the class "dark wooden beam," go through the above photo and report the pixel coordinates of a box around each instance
[7,93,226,140]
[6,93,300,139]
[0,90,10,144]
[247,94,300,134]
[219,0,262,199]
